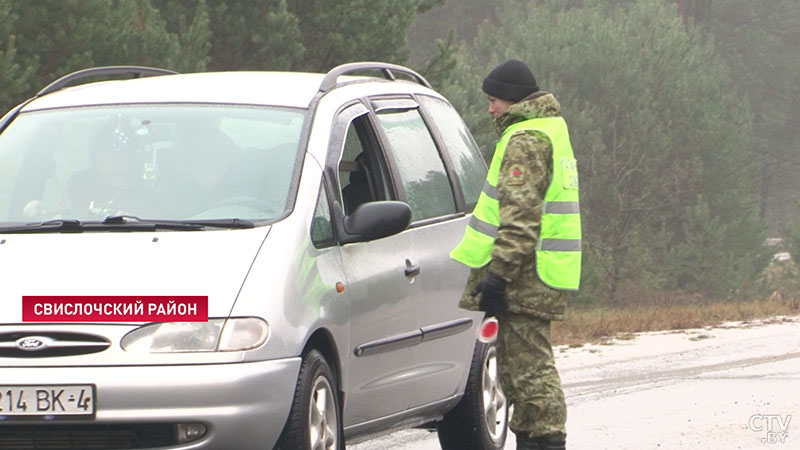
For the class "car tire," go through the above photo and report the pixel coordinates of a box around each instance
[437,340,508,450]
[274,349,342,450]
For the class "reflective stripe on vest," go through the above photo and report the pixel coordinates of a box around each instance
[450,117,582,290]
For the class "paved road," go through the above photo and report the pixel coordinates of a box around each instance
[348,316,800,449]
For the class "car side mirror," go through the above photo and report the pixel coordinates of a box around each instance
[338,201,411,244]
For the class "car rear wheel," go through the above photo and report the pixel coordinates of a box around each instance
[437,341,508,450]
[274,349,342,450]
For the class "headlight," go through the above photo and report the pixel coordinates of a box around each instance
[121,318,269,353]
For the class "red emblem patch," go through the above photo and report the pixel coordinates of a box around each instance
[507,163,525,185]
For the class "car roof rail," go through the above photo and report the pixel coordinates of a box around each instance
[319,62,432,93]
[36,66,178,97]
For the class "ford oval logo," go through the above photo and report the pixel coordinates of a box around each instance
[15,336,49,351]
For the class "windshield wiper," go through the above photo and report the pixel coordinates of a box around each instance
[174,218,256,229]
[0,219,85,234]
[104,215,255,229]
[0,216,255,234]
[0,217,199,233]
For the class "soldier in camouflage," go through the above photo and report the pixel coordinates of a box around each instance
[457,60,570,450]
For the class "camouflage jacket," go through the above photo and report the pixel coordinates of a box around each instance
[458,92,567,320]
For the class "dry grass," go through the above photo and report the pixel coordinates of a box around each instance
[552,295,800,347]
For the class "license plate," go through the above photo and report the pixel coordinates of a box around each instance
[0,385,95,418]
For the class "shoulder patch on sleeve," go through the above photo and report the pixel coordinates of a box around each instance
[507,163,525,186]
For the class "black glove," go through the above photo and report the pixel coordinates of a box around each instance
[471,272,509,316]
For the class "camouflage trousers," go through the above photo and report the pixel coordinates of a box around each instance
[497,312,567,441]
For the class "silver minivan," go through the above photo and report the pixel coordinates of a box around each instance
[0,63,508,450]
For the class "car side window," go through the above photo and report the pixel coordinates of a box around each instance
[374,108,456,222]
[311,183,334,248]
[337,114,393,215]
[417,95,487,212]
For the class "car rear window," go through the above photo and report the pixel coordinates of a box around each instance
[375,108,456,222]
[417,96,487,212]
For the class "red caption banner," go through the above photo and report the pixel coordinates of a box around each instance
[22,296,208,322]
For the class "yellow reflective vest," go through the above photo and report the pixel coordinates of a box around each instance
[450,117,581,290]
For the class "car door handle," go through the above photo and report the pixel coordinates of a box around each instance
[404,259,420,278]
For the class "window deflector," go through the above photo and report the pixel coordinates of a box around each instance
[369,98,418,113]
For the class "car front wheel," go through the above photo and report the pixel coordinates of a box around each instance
[274,349,342,450]
[437,340,508,450]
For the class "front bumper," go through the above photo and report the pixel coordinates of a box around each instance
[0,358,302,449]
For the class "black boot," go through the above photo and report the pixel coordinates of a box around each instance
[537,438,566,450]
[517,434,566,450]
[516,434,538,450]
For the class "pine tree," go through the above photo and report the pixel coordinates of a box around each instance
[287,0,429,72]
[704,0,800,230]
[3,0,202,111]
[0,0,37,112]
[204,0,303,71]
[151,0,212,72]
[12,0,181,77]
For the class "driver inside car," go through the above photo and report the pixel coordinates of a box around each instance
[68,125,151,218]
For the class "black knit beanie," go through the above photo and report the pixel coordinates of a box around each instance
[482,59,539,102]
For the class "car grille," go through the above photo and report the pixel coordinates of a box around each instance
[0,332,110,358]
[0,423,175,449]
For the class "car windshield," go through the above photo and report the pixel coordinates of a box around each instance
[0,104,305,225]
